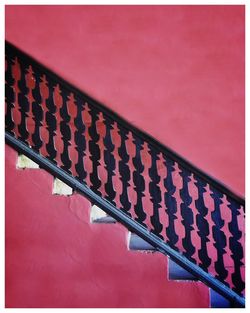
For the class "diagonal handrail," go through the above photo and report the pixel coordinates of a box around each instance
[5,41,244,206]
[5,41,245,307]
[5,133,245,307]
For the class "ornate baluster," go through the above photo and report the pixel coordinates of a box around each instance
[156,152,169,240]
[141,142,154,229]
[12,57,22,139]
[60,88,72,173]
[5,54,15,135]
[238,204,245,263]
[179,166,196,263]
[172,162,186,252]
[39,75,50,158]
[219,195,234,288]
[132,135,146,226]
[53,84,64,168]
[17,61,29,144]
[103,116,116,205]
[189,174,201,263]
[88,106,101,195]
[75,97,87,181]
[210,187,228,284]
[82,103,92,187]
[118,127,131,216]
[111,122,122,209]
[194,175,211,271]
[67,93,78,177]
[25,65,36,147]
[45,79,57,162]
[126,132,137,218]
[31,69,43,152]
[96,112,107,197]
[227,197,245,295]
[149,146,163,239]
[163,157,178,249]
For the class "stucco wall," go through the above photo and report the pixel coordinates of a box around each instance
[5,5,245,195]
[5,145,209,307]
[5,5,244,308]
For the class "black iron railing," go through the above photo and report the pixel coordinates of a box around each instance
[5,41,245,307]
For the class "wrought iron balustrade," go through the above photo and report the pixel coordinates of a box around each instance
[5,41,245,307]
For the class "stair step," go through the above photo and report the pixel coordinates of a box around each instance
[128,232,156,251]
[17,154,39,169]
[168,259,198,281]
[210,289,231,308]
[52,178,73,196]
[90,205,116,223]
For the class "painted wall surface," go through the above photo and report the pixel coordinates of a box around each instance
[5,145,209,308]
[5,5,244,308]
[5,5,245,196]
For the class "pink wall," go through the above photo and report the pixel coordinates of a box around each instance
[5,5,245,196]
[5,5,244,308]
[5,145,209,308]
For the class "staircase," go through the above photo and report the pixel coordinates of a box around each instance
[5,41,245,307]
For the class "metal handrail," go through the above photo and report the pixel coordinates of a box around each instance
[5,41,244,206]
[5,41,245,307]
[5,132,245,307]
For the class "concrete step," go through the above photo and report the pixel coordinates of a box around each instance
[168,258,231,307]
[13,154,237,308]
[90,205,116,223]
[210,289,231,308]
[128,232,156,251]
[52,178,73,196]
[17,154,39,169]
[168,259,198,281]
[17,154,73,196]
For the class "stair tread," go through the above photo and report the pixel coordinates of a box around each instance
[17,154,39,169]
[52,178,73,196]
[168,259,198,281]
[90,205,116,223]
[210,289,231,308]
[128,232,156,251]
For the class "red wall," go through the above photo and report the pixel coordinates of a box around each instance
[5,145,209,308]
[5,5,245,196]
[5,5,244,308]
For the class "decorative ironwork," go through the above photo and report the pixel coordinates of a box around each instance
[103,116,116,205]
[118,127,131,216]
[5,53,15,135]
[194,175,211,272]
[164,158,179,250]
[5,41,245,304]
